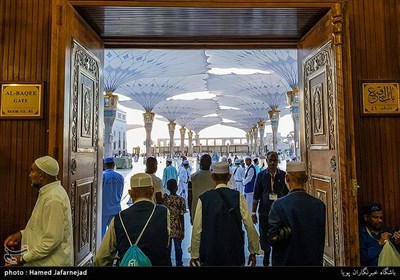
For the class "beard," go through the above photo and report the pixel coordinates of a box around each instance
[31,182,41,189]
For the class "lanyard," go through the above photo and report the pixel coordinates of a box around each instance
[270,171,276,193]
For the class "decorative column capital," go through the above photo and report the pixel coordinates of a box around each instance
[268,108,281,127]
[104,92,118,125]
[104,91,119,109]
[287,87,300,118]
[188,130,193,138]
[143,111,155,125]
[168,121,176,132]
[257,120,266,128]
[179,126,186,134]
[286,87,299,107]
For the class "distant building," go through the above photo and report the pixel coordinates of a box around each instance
[111,108,128,156]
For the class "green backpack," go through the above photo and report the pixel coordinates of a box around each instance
[118,205,156,267]
[120,244,152,267]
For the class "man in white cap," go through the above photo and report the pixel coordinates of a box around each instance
[190,162,260,266]
[178,159,191,207]
[162,158,178,195]
[242,155,257,211]
[267,161,326,266]
[4,156,73,266]
[95,172,171,266]
[230,158,245,194]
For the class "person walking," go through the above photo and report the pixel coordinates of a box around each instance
[253,158,262,173]
[190,162,260,266]
[267,161,326,266]
[178,159,191,208]
[162,158,178,195]
[252,151,289,266]
[187,154,216,224]
[145,156,164,204]
[4,156,73,266]
[102,157,124,239]
[242,156,257,212]
[164,179,186,266]
[211,152,219,164]
[231,158,245,194]
[95,173,171,266]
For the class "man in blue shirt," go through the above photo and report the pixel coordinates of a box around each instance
[359,202,400,266]
[102,157,124,239]
[162,158,178,195]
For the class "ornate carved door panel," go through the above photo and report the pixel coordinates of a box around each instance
[298,8,351,266]
[69,40,101,266]
[303,41,338,266]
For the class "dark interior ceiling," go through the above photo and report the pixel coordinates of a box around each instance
[71,4,329,49]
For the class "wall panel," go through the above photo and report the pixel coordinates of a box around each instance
[350,0,400,228]
[0,0,103,266]
[0,0,51,265]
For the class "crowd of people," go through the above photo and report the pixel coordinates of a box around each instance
[3,154,399,267]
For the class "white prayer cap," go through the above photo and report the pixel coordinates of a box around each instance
[130,173,153,188]
[183,160,189,165]
[245,156,252,160]
[211,162,230,174]
[35,156,59,176]
[234,159,241,164]
[286,162,307,173]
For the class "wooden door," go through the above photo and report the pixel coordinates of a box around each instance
[49,0,104,266]
[68,40,102,266]
[298,4,358,266]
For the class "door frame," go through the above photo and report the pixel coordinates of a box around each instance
[65,0,357,265]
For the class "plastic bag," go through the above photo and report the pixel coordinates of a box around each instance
[378,240,400,266]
